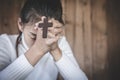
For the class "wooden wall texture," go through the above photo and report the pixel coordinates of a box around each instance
[62,0,107,79]
[0,0,120,80]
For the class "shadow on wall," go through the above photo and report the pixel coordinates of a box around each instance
[106,0,120,80]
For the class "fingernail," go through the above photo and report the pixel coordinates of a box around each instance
[34,26,37,30]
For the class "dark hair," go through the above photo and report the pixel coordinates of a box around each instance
[20,0,64,24]
[16,0,64,57]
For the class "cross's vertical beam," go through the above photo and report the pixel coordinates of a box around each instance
[38,18,53,38]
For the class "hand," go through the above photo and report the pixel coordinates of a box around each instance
[48,18,64,61]
[34,16,64,52]
[33,27,62,61]
[34,17,64,61]
[48,18,64,50]
[25,16,64,65]
[33,16,63,53]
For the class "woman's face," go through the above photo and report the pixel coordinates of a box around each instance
[18,17,64,48]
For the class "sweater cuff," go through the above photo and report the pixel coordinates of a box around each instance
[0,54,33,80]
[55,55,88,80]
[55,55,75,79]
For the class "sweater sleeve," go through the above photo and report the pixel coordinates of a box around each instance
[0,35,33,80]
[0,55,33,80]
[55,37,88,80]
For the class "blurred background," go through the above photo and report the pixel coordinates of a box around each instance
[0,0,120,80]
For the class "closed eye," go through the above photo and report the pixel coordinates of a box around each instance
[31,32,36,36]
[30,32,36,40]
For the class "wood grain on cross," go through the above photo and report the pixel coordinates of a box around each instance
[38,18,53,38]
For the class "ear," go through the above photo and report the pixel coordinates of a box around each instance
[18,18,24,32]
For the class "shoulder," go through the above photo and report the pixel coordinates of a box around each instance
[0,34,18,70]
[0,34,18,45]
[0,34,18,53]
[0,34,18,60]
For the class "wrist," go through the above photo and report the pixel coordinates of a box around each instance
[50,47,62,61]
[25,45,44,66]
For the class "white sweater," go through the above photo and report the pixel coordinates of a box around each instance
[0,34,88,80]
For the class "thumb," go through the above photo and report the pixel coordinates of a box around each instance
[36,28,43,39]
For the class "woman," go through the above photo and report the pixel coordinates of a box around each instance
[0,0,88,80]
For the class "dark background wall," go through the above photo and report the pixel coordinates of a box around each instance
[106,0,120,80]
[0,0,120,80]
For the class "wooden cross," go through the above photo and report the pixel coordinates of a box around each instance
[38,18,53,38]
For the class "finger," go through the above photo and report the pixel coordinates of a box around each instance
[48,26,54,31]
[50,35,60,43]
[45,33,61,46]
[35,16,46,28]
[46,37,58,45]
[41,16,46,21]
[48,19,52,23]
[47,28,63,38]
[54,27,63,33]
[47,19,54,31]
[47,31,56,38]
[51,18,63,28]
[36,28,42,39]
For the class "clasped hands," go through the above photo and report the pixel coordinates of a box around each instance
[32,16,63,60]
